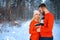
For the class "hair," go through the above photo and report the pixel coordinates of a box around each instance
[31,10,40,23]
[33,10,40,16]
[39,3,47,8]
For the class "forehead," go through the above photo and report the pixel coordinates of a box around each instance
[39,7,42,12]
[35,13,40,15]
[39,7,42,9]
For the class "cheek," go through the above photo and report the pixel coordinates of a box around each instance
[37,15,40,18]
[40,9,43,12]
[38,15,40,18]
[35,15,38,17]
[35,15,38,18]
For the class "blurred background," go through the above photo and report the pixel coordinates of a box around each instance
[0,0,60,40]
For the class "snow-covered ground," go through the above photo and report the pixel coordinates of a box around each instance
[0,20,60,40]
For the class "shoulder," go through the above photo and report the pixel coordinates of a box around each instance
[30,20,35,24]
[48,13,54,20]
[47,12,54,18]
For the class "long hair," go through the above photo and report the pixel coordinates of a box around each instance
[31,10,40,23]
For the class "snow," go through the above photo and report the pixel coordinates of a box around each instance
[0,20,60,40]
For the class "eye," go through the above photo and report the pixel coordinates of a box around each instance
[35,14,38,15]
[39,14,40,15]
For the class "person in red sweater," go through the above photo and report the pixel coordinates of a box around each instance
[29,10,40,40]
[38,3,54,40]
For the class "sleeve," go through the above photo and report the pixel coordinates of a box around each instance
[40,14,54,32]
[29,21,37,34]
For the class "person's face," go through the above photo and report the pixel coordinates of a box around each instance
[34,13,40,19]
[39,7,45,15]
[39,7,44,14]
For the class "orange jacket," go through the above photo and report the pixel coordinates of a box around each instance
[29,20,40,40]
[40,12,54,37]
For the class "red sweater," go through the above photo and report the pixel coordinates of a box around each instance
[29,20,40,40]
[40,12,54,37]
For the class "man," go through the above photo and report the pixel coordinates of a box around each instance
[38,3,54,40]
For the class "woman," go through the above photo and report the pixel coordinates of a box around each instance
[29,10,40,40]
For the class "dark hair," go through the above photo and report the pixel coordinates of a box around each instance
[39,3,47,8]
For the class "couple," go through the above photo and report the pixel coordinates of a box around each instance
[29,3,54,40]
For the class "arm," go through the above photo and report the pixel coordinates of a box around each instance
[40,14,54,32]
[29,21,37,34]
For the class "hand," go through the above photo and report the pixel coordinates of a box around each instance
[37,28,40,32]
[36,26,39,27]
